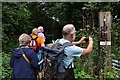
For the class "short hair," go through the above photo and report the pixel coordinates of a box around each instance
[38,26,44,32]
[32,28,38,35]
[62,24,76,38]
[38,26,43,30]
[19,33,31,46]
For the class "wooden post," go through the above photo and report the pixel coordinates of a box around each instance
[99,12,112,79]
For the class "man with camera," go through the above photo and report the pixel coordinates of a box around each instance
[57,24,93,80]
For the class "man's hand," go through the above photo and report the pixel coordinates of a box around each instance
[79,37,86,44]
[89,36,93,43]
[72,37,86,45]
[81,36,93,55]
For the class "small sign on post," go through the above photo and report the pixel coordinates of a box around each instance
[99,12,111,42]
[99,12,112,78]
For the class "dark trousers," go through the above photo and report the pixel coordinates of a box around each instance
[56,68,75,80]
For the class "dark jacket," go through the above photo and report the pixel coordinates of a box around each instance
[10,46,39,80]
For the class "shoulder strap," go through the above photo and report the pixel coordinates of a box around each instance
[56,39,73,48]
[19,47,30,64]
[34,36,38,40]
[63,42,73,48]
[63,42,73,68]
[30,35,38,40]
[29,34,33,39]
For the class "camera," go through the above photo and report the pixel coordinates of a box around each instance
[85,38,89,42]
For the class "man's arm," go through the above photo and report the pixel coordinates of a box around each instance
[82,37,93,55]
[72,37,86,45]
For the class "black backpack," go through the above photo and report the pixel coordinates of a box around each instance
[42,40,73,79]
[44,33,52,45]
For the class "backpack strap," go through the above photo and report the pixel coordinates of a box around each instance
[63,42,73,69]
[29,34,33,39]
[63,42,73,48]
[30,34,38,40]
[19,47,30,64]
[34,36,38,40]
[19,47,40,79]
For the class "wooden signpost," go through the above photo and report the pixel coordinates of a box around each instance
[99,12,112,79]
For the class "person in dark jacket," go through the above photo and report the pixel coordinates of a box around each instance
[10,33,39,80]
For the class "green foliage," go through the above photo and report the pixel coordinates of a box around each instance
[111,22,120,60]
[74,58,92,79]
[2,2,32,59]
[75,70,92,79]
[105,71,119,78]
[2,52,12,79]
[2,2,32,37]
[74,26,99,78]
